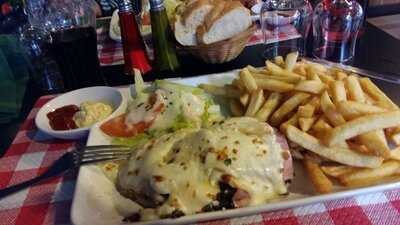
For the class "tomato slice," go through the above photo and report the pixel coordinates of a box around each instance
[100,96,164,137]
[153,102,164,113]
[100,99,165,137]
[100,114,148,137]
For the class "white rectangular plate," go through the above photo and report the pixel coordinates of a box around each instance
[71,70,400,225]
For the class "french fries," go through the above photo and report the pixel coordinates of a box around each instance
[246,65,261,74]
[199,83,228,96]
[298,104,315,118]
[324,111,400,146]
[345,75,365,103]
[270,93,310,126]
[224,85,242,98]
[199,52,400,193]
[245,89,264,117]
[254,74,302,84]
[255,92,282,122]
[280,113,299,133]
[331,81,347,103]
[239,93,250,107]
[285,51,298,72]
[254,78,295,92]
[334,71,348,80]
[307,97,321,112]
[294,64,307,76]
[274,56,285,67]
[294,80,326,94]
[306,61,328,74]
[304,154,333,194]
[199,84,242,98]
[336,101,386,120]
[320,91,335,112]
[232,78,245,91]
[299,117,316,132]
[321,165,357,178]
[266,60,302,78]
[306,67,322,82]
[239,68,258,93]
[230,99,244,117]
[286,125,383,168]
[347,142,374,155]
[338,161,400,187]
[320,91,346,126]
[312,117,332,133]
[357,130,391,158]
[319,73,335,85]
[250,72,270,79]
[360,78,398,110]
[390,132,400,146]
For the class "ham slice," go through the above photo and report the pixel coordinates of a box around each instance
[275,130,294,182]
[233,189,251,207]
[232,130,293,208]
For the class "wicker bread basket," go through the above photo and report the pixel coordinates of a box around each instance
[178,24,257,64]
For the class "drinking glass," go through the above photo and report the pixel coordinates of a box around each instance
[312,0,364,63]
[23,0,106,92]
[260,0,312,59]
[20,0,65,93]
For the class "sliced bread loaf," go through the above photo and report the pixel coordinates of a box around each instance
[174,0,214,46]
[197,1,251,45]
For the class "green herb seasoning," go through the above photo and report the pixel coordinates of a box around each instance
[224,158,232,166]
[149,0,180,72]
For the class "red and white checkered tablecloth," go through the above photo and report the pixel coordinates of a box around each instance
[97,27,124,66]
[1,95,400,225]
[97,25,301,66]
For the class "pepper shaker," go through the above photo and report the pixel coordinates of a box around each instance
[149,0,180,72]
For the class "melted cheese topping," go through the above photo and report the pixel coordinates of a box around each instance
[124,90,167,127]
[117,117,287,220]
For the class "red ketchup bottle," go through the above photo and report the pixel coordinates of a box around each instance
[118,0,152,75]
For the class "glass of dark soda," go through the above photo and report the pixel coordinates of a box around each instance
[47,26,105,91]
[24,0,106,91]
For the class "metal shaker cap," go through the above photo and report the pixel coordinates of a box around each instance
[118,0,134,13]
[149,0,164,10]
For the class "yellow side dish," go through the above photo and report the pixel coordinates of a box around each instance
[73,101,113,128]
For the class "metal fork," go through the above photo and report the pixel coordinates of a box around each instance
[0,145,131,200]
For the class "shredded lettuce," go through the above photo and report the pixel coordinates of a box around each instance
[171,114,195,131]
[134,71,145,96]
[111,133,151,147]
[114,78,224,146]
[155,79,204,95]
[201,102,211,126]
[111,114,194,146]
[165,0,181,20]
[201,96,224,127]
[132,71,151,103]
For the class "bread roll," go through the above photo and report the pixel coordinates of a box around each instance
[174,0,214,46]
[174,0,252,46]
[197,1,252,44]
